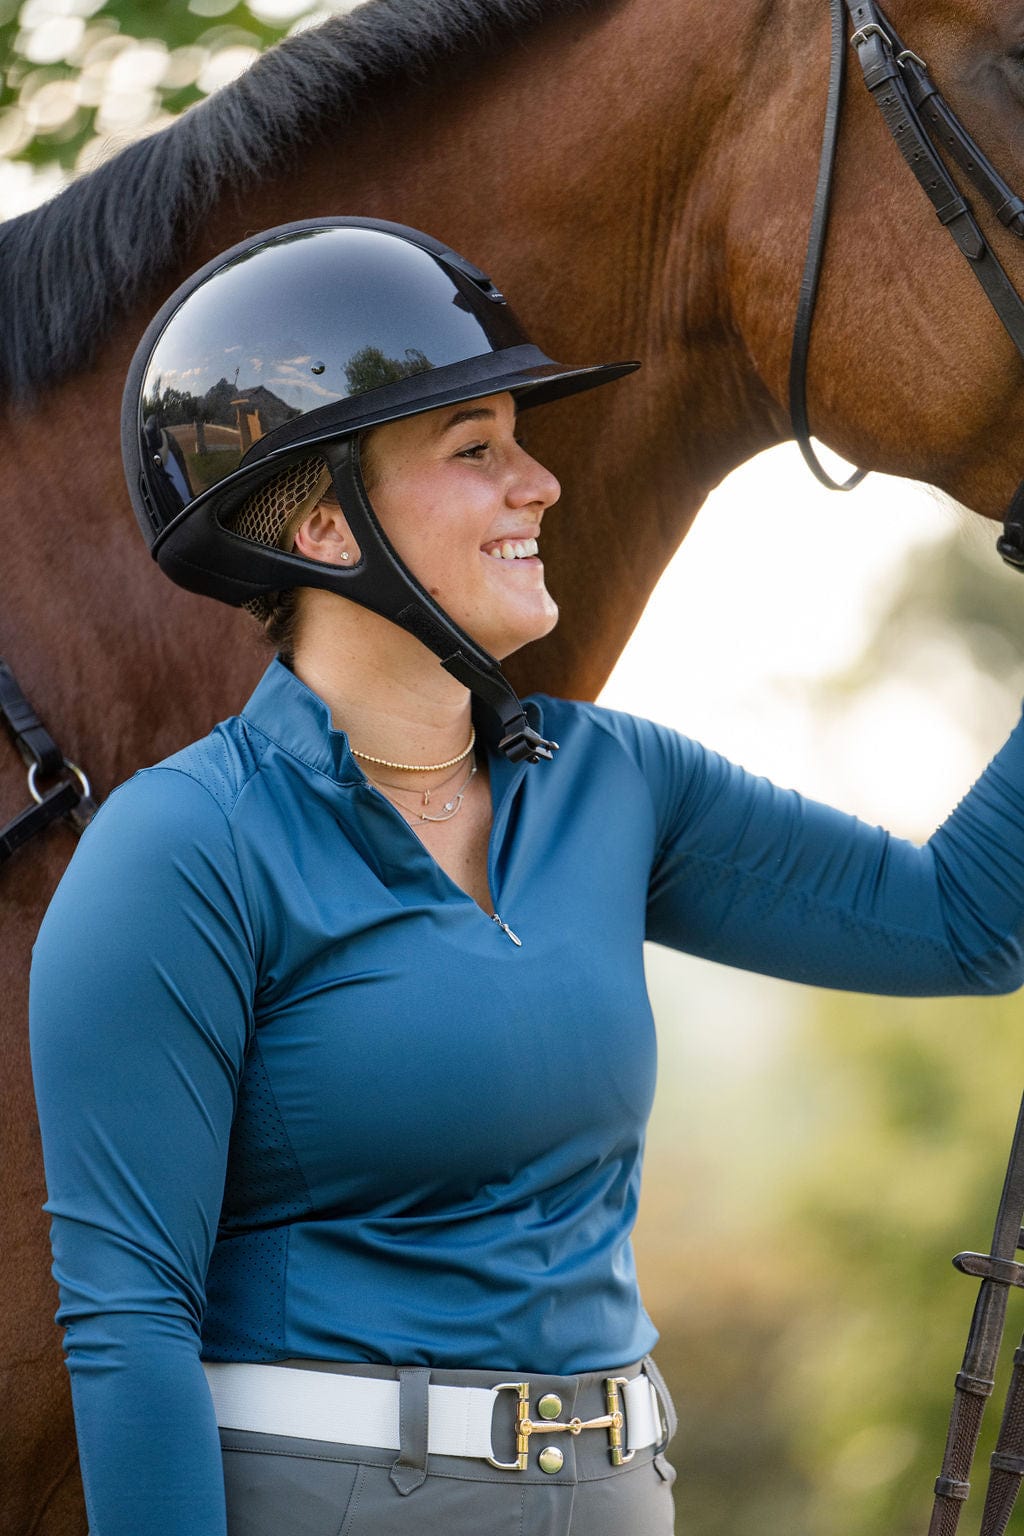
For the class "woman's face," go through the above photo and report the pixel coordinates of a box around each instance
[362,391,562,659]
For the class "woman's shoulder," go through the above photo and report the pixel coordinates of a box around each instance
[151,712,269,817]
[528,693,687,759]
[69,713,267,885]
[32,728,261,982]
[530,694,717,819]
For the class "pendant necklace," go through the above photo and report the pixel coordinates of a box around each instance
[370,757,478,823]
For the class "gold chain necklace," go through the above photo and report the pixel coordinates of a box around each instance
[351,726,475,774]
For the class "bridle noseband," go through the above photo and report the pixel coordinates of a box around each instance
[790,0,1024,562]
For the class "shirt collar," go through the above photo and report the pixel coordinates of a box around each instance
[241,657,362,783]
[239,656,547,788]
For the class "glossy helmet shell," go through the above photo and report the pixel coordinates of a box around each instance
[122,216,637,609]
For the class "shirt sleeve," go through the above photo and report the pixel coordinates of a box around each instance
[29,767,257,1536]
[627,708,1024,995]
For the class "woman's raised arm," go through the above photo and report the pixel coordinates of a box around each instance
[599,703,1024,997]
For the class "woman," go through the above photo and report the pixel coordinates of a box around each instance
[29,218,1024,1536]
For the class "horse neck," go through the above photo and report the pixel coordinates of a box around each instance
[0,0,806,763]
[192,0,793,697]
[212,0,788,498]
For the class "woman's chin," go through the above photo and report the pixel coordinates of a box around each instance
[485,600,560,661]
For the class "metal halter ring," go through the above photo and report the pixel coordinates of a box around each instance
[27,758,92,806]
[850,23,891,49]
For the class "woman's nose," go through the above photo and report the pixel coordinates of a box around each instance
[510,447,560,512]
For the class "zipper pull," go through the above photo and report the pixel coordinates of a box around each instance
[492,913,523,947]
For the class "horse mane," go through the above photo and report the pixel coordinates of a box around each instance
[0,0,603,405]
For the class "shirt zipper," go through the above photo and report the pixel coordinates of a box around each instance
[357,753,528,947]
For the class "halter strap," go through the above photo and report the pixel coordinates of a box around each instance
[790,0,1024,557]
[926,1092,1024,1536]
[0,661,97,867]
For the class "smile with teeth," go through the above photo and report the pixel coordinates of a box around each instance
[483,537,540,561]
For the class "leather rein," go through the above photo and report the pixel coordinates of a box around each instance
[792,9,1024,1531]
[790,0,1024,564]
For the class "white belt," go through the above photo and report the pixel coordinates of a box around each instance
[203,1361,663,1468]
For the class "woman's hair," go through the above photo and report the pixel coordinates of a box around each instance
[229,431,378,664]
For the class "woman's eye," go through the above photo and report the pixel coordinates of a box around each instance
[458,442,489,459]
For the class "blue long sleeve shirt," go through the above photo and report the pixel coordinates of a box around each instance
[29,658,1024,1535]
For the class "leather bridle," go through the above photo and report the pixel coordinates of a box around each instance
[790,0,1024,563]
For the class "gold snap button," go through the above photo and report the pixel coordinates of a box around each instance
[538,1445,564,1475]
[537,1393,562,1419]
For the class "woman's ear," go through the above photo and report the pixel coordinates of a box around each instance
[292,498,361,565]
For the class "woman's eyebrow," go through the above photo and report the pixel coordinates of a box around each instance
[435,407,497,436]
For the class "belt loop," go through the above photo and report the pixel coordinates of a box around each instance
[389,1367,431,1495]
[642,1355,677,1483]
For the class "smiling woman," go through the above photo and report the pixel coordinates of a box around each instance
[262,391,564,910]
[27,212,1024,1536]
[320,395,561,661]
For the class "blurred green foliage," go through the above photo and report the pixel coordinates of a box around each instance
[0,0,335,205]
[829,520,1024,706]
[638,961,1024,1535]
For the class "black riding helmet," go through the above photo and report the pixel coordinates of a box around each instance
[122,217,638,761]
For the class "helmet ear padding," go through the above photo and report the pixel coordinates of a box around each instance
[232,457,332,551]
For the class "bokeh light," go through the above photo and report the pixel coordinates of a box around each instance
[0,0,366,217]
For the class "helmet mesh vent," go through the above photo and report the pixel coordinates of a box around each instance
[228,455,331,621]
[231,455,331,550]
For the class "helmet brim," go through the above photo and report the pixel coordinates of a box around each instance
[235,349,640,480]
[158,348,639,547]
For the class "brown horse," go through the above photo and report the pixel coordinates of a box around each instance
[3,0,1024,1529]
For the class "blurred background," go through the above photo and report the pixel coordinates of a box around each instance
[5,4,1024,1532]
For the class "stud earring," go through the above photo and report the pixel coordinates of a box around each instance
[341,551,350,562]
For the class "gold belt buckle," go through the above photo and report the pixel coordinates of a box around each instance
[486,1377,635,1471]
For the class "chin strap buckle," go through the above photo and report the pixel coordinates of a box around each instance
[998,478,1024,568]
[997,524,1024,569]
[498,723,559,764]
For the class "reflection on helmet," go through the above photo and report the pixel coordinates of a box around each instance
[122,217,639,761]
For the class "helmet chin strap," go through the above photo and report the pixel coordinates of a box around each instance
[318,438,558,765]
[996,478,1024,569]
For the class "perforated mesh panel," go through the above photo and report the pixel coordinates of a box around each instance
[229,455,331,620]
[202,1036,313,1360]
[219,1038,313,1230]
